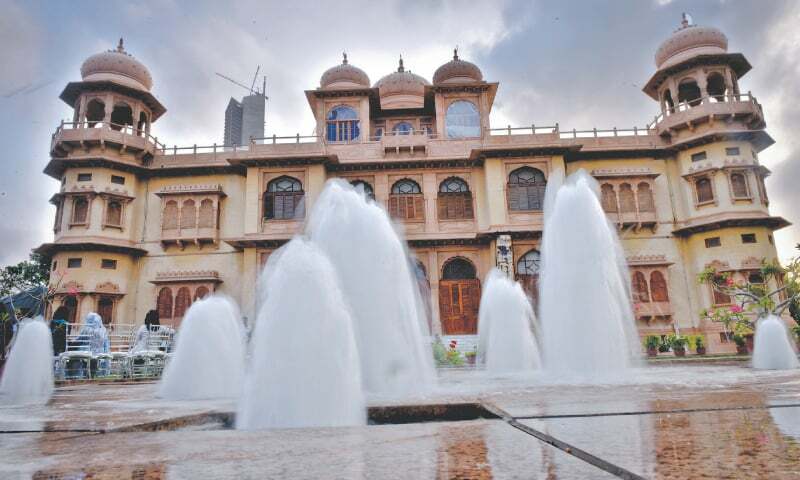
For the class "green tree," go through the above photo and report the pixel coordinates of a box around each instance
[0,253,50,298]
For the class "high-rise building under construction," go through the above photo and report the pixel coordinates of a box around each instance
[224,94,265,146]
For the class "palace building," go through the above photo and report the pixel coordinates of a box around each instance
[38,18,790,354]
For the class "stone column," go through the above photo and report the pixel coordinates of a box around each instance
[103,94,114,124]
[495,234,514,278]
[697,72,709,104]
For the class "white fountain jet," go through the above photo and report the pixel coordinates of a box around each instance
[752,315,799,370]
[0,317,54,405]
[237,238,365,429]
[477,269,541,373]
[158,296,246,400]
[538,169,640,379]
[306,180,435,395]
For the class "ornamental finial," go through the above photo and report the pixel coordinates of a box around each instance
[342,52,348,64]
[680,12,693,29]
[398,55,404,72]
[453,46,459,61]
[116,37,125,53]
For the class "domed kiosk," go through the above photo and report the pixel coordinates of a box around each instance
[320,53,371,90]
[374,57,430,110]
[433,49,483,84]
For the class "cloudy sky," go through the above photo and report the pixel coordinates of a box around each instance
[0,0,797,267]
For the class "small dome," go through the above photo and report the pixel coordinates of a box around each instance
[655,17,728,69]
[80,38,153,91]
[320,53,370,89]
[373,56,430,97]
[433,49,483,84]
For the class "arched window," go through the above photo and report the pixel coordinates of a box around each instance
[632,271,650,303]
[389,179,423,221]
[392,122,414,135]
[601,184,618,213]
[72,197,89,224]
[730,172,749,199]
[663,89,675,114]
[85,99,105,126]
[437,177,473,220]
[163,200,178,231]
[137,111,148,136]
[110,103,133,130]
[180,199,197,229]
[637,183,655,213]
[507,167,547,211]
[442,257,477,280]
[678,79,702,107]
[174,287,191,318]
[326,106,360,142]
[618,183,636,213]
[516,249,541,306]
[97,296,114,325]
[707,73,727,102]
[696,177,714,204]
[62,296,78,324]
[350,180,374,199]
[198,199,215,228]
[157,287,173,319]
[105,200,122,227]
[650,271,669,302]
[445,100,480,138]
[264,176,304,220]
[194,286,210,301]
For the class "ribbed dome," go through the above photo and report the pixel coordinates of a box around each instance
[80,38,153,91]
[655,18,728,69]
[373,57,430,97]
[320,53,370,89]
[433,50,483,84]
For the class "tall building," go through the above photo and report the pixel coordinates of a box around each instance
[223,94,265,146]
[38,20,793,354]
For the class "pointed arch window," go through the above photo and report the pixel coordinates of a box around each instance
[507,167,546,211]
[350,180,374,200]
[180,199,197,229]
[437,177,473,220]
[198,199,215,228]
[326,105,360,142]
[632,271,650,303]
[174,287,191,318]
[637,182,655,213]
[618,183,636,213]
[600,184,617,213]
[71,197,89,225]
[163,200,179,231]
[157,287,173,319]
[194,286,210,301]
[730,172,750,199]
[392,122,414,135]
[445,100,480,138]
[264,176,304,220]
[650,271,669,302]
[105,200,123,227]
[516,250,541,306]
[695,177,714,204]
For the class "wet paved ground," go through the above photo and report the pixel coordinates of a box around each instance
[1,363,799,479]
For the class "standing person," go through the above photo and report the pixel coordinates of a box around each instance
[132,310,159,353]
[50,307,68,356]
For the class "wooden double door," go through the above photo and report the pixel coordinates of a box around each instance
[438,279,481,335]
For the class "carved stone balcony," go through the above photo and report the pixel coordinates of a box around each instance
[380,131,430,155]
[50,121,163,160]
[651,94,765,137]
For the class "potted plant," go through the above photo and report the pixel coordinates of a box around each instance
[668,334,688,357]
[695,335,706,355]
[644,335,660,357]
[658,337,670,353]
[464,349,477,366]
[733,334,748,355]
[793,324,800,349]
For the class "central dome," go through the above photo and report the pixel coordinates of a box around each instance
[80,39,153,91]
[655,18,728,69]
[320,53,370,89]
[433,50,483,84]
[373,57,430,109]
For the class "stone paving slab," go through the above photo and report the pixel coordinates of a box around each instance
[521,406,800,479]
[0,420,615,479]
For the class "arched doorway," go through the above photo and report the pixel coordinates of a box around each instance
[515,249,541,308]
[438,257,481,335]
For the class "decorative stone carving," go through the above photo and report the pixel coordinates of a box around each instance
[495,234,514,278]
[627,254,672,266]
[95,281,122,295]
[152,270,222,283]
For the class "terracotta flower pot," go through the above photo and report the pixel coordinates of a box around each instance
[736,344,748,355]
[674,348,686,357]
[696,346,707,355]
[647,347,658,357]
[465,355,476,366]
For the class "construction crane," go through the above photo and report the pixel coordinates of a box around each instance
[215,66,267,98]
